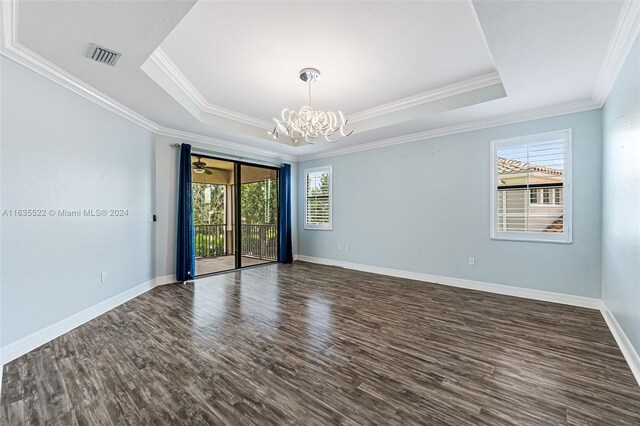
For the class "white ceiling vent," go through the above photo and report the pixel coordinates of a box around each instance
[87,43,121,66]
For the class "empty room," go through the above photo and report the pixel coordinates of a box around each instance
[1,0,640,424]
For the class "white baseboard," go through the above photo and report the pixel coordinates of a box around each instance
[0,275,175,366]
[295,255,602,310]
[601,303,640,386]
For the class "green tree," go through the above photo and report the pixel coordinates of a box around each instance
[192,183,225,225]
[241,179,278,224]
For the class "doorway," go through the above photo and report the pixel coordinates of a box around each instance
[190,155,279,276]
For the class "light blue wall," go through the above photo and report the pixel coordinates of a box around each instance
[602,35,640,353]
[0,57,297,349]
[297,110,603,298]
[1,57,156,347]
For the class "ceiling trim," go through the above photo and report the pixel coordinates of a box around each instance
[150,48,274,130]
[348,71,502,123]
[592,0,640,106]
[150,46,505,132]
[155,126,296,161]
[0,0,158,132]
[0,0,295,162]
[297,99,599,162]
[2,0,630,165]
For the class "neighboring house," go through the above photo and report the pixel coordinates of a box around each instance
[496,157,564,233]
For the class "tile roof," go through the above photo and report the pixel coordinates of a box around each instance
[497,157,563,176]
[544,215,564,233]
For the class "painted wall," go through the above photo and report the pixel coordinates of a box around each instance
[0,57,298,349]
[0,57,156,347]
[602,35,640,353]
[297,110,603,298]
[153,135,298,279]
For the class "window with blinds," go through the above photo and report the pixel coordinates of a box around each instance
[490,130,572,243]
[305,166,332,230]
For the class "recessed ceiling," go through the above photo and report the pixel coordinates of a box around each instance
[9,0,631,160]
[157,0,498,124]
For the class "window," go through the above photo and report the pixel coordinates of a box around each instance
[554,188,562,205]
[491,129,572,243]
[305,166,332,230]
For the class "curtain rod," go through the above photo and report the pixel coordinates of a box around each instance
[173,143,285,167]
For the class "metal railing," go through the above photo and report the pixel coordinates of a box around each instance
[195,224,226,258]
[195,223,278,261]
[241,224,278,261]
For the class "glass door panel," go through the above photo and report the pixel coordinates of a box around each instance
[239,164,279,268]
[191,156,236,276]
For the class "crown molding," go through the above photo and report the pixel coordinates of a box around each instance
[3,42,161,132]
[349,71,503,123]
[155,126,296,162]
[0,0,298,162]
[297,99,599,161]
[150,46,505,132]
[0,0,626,165]
[0,0,17,50]
[0,0,158,132]
[149,48,274,130]
[592,0,640,106]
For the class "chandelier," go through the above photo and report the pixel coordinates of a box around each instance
[270,68,352,144]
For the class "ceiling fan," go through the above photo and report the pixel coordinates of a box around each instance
[191,156,216,175]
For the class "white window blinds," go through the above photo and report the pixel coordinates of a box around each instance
[491,130,572,243]
[305,166,332,230]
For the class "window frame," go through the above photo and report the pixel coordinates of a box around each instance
[490,129,572,244]
[304,165,333,231]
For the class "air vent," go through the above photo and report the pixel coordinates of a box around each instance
[87,43,121,66]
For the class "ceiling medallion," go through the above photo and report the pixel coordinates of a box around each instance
[270,68,353,144]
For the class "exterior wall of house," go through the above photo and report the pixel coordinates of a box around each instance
[497,190,563,232]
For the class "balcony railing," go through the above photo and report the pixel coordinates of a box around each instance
[194,223,277,261]
[195,224,227,258]
[242,224,278,261]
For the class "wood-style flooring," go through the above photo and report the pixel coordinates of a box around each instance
[2,261,639,425]
[196,255,272,276]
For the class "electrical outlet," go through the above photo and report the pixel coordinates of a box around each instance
[347,244,351,252]
[101,272,107,282]
[338,243,342,251]
[468,257,475,266]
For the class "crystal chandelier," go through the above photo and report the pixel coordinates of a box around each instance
[270,68,352,144]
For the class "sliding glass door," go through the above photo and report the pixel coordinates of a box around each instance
[191,155,278,276]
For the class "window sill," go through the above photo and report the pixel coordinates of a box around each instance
[304,226,333,231]
[490,235,572,244]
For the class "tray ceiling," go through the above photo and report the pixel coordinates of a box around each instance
[155,1,499,124]
[9,0,631,158]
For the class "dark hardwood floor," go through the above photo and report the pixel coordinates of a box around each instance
[2,261,640,425]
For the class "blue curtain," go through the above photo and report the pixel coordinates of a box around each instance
[176,144,195,281]
[278,164,293,263]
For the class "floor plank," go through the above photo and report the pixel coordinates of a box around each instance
[2,261,639,425]
[196,255,273,276]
